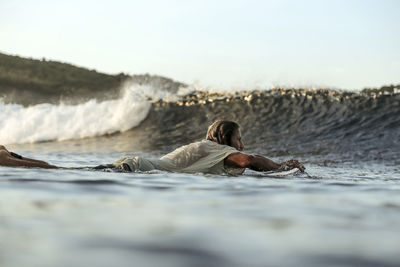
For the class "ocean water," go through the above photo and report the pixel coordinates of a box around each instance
[1,85,400,267]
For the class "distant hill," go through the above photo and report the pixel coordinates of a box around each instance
[0,52,186,105]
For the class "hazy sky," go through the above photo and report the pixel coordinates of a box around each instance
[1,0,399,90]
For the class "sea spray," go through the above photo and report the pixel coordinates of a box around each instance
[0,83,177,145]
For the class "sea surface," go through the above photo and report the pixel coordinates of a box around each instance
[1,84,399,267]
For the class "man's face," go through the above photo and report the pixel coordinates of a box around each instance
[231,129,244,151]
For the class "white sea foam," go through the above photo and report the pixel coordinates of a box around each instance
[0,83,176,145]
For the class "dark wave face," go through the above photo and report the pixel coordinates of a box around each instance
[127,88,400,164]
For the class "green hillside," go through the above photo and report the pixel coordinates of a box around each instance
[0,52,186,105]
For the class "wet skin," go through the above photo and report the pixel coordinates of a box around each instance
[225,129,305,172]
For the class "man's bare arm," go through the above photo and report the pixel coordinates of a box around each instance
[225,153,305,172]
[0,146,58,169]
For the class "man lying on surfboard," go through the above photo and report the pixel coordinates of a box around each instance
[0,120,305,175]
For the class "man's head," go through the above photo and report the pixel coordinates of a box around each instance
[206,120,244,151]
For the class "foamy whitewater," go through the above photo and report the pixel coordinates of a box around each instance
[0,83,179,144]
[1,83,399,267]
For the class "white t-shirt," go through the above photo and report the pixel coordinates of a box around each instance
[158,140,245,175]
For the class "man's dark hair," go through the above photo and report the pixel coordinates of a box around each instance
[206,120,239,146]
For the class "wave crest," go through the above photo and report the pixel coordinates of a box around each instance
[0,84,156,144]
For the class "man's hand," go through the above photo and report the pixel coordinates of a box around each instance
[284,159,305,172]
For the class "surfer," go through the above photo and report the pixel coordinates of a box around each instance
[0,120,305,174]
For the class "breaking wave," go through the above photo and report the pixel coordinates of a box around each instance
[0,83,160,144]
[1,85,399,163]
